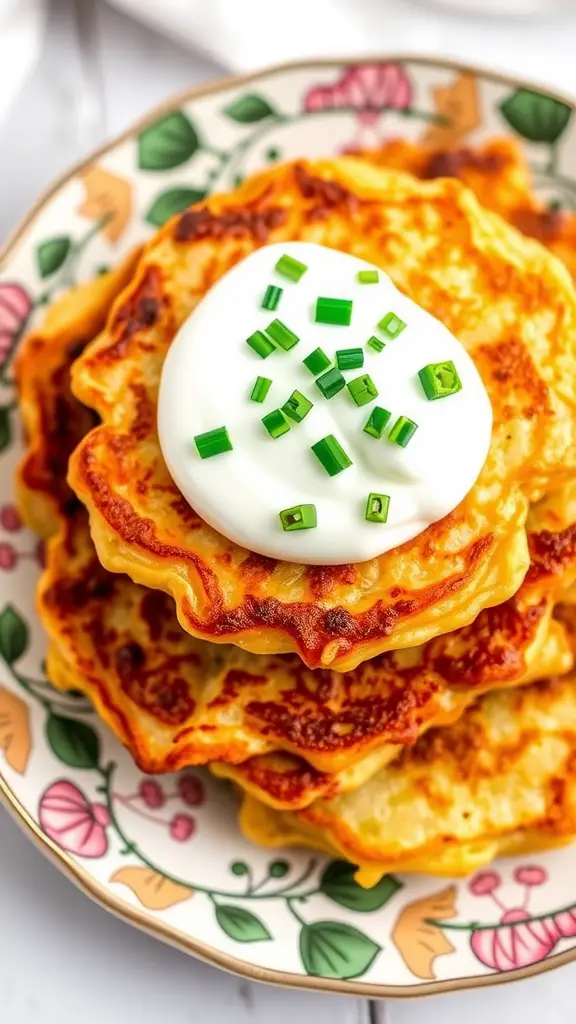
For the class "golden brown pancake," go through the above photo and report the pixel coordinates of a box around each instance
[14,176,576,804]
[39,507,573,787]
[238,669,576,881]
[367,137,576,279]
[15,255,140,538]
[68,158,576,669]
[27,302,576,790]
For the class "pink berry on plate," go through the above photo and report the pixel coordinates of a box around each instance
[468,870,501,896]
[178,774,204,807]
[139,780,165,809]
[0,542,17,570]
[170,813,196,842]
[514,865,547,887]
[0,504,22,532]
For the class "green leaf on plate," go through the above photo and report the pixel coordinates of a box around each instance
[0,605,28,664]
[0,406,11,455]
[37,237,72,278]
[46,715,100,769]
[214,904,272,943]
[319,860,402,912]
[500,88,572,144]
[145,187,206,227]
[224,93,277,123]
[299,921,381,980]
[138,111,200,170]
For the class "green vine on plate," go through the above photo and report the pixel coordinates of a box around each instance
[0,603,403,980]
[138,89,444,227]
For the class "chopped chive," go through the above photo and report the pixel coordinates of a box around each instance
[363,406,391,439]
[378,311,406,340]
[347,373,378,407]
[389,415,418,447]
[265,319,299,351]
[311,434,352,476]
[275,253,308,282]
[262,409,291,439]
[250,376,272,403]
[303,347,331,375]
[315,297,353,326]
[316,366,346,400]
[358,269,379,284]
[365,492,390,524]
[246,330,275,359]
[418,360,462,400]
[194,426,233,459]
[336,348,364,371]
[282,389,313,423]
[262,284,283,311]
[279,503,317,531]
[367,335,385,353]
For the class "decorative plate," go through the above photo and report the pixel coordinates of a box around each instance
[1,55,576,999]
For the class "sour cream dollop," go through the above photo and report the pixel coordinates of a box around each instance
[158,242,492,565]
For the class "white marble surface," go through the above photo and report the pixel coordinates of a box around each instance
[2,1,576,1019]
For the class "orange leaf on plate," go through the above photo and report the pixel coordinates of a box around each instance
[391,885,457,979]
[422,73,480,149]
[79,165,133,245]
[0,685,31,773]
[111,866,193,910]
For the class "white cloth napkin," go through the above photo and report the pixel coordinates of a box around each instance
[106,0,576,94]
[0,0,45,123]
[106,0,373,71]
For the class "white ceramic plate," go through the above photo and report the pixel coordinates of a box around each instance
[2,56,576,998]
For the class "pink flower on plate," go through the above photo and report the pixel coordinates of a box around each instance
[470,906,576,972]
[39,780,110,858]
[0,283,32,361]
[466,861,576,973]
[304,63,412,125]
[470,914,559,971]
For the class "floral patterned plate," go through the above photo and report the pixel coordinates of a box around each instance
[1,56,576,999]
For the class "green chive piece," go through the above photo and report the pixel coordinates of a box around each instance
[194,426,233,459]
[279,503,317,532]
[303,347,331,375]
[315,297,353,326]
[262,409,290,439]
[389,415,418,447]
[418,360,463,401]
[358,269,379,284]
[365,492,390,524]
[265,319,299,351]
[347,373,379,407]
[336,348,364,371]
[250,376,272,403]
[275,253,308,282]
[282,389,313,423]
[316,367,346,400]
[247,330,275,359]
[311,434,352,476]
[367,335,385,353]
[262,284,283,311]
[363,406,391,439]
[378,312,406,340]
